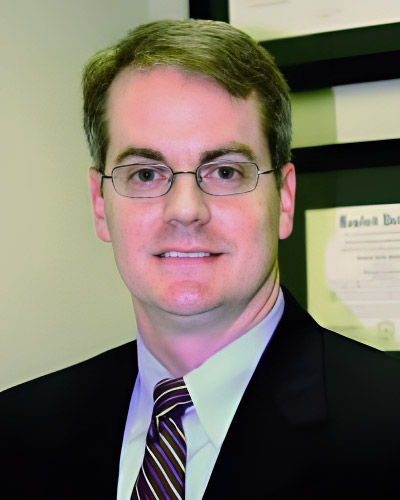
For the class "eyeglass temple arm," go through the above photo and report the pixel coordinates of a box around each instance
[99,174,113,195]
[258,166,277,175]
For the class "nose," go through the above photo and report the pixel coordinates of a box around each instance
[162,171,211,226]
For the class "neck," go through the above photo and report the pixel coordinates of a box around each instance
[133,275,280,377]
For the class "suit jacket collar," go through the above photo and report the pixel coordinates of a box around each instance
[264,286,327,425]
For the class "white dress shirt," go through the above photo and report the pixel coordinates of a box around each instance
[117,289,284,500]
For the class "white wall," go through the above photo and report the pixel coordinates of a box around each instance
[0,0,188,391]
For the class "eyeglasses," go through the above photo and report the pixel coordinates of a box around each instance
[101,161,276,198]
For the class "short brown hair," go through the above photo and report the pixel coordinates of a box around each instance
[82,19,291,184]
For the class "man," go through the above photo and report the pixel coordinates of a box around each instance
[2,19,400,500]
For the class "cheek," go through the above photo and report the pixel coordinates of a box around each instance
[224,198,278,261]
[105,200,156,257]
[252,200,280,263]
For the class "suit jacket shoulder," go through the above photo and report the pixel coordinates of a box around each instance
[204,288,400,499]
[1,341,138,499]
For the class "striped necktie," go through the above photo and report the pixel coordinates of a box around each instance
[131,377,193,500]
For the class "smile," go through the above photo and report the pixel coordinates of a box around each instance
[159,251,217,258]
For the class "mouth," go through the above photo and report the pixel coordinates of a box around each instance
[158,251,220,258]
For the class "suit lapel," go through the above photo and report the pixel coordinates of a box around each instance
[203,289,327,498]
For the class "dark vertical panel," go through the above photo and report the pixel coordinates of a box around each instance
[189,0,229,22]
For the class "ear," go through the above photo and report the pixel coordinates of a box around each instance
[89,167,111,242]
[278,162,296,240]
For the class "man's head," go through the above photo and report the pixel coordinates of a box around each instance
[85,20,295,370]
[83,19,291,186]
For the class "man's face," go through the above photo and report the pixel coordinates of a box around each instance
[90,67,295,323]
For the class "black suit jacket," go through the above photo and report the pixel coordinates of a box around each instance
[2,289,400,499]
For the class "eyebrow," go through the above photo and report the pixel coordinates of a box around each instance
[115,147,166,165]
[114,142,256,167]
[200,143,257,164]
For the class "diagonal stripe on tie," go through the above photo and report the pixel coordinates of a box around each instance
[131,377,193,500]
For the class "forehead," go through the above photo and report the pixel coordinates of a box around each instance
[105,67,269,165]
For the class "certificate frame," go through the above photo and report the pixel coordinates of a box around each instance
[279,148,400,310]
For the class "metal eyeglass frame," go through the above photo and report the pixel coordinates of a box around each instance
[101,160,276,198]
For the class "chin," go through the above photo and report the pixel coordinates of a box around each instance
[160,297,219,317]
[156,283,222,317]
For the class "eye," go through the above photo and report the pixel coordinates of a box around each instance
[136,168,158,182]
[202,163,244,181]
[215,166,236,179]
[122,165,169,184]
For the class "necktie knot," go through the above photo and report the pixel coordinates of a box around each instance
[153,377,192,420]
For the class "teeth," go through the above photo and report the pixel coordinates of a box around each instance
[161,251,212,258]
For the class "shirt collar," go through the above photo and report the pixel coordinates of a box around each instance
[137,288,284,448]
[136,334,173,412]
